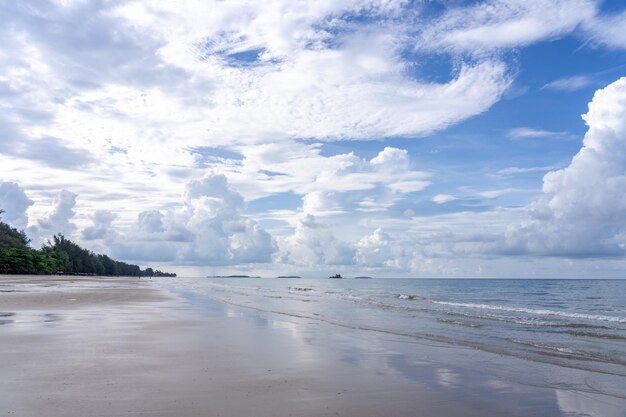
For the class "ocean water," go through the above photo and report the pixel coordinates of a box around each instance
[168,278,626,377]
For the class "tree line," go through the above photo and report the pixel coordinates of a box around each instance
[0,211,175,277]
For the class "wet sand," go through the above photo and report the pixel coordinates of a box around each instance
[0,275,170,310]
[1,276,623,417]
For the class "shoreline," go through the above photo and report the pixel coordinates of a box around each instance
[1,275,624,417]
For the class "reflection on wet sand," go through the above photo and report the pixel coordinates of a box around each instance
[203,291,626,417]
[556,389,626,417]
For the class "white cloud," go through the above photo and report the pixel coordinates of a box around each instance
[506,127,571,139]
[275,188,360,266]
[0,1,514,170]
[270,145,434,266]
[504,77,626,257]
[355,227,403,268]
[541,75,594,92]
[109,173,277,265]
[3,1,626,276]
[371,147,410,170]
[34,190,78,237]
[583,9,626,49]
[477,188,518,199]
[82,210,117,241]
[277,213,356,266]
[137,210,166,234]
[227,143,430,202]
[416,0,596,53]
[432,194,458,204]
[0,0,602,261]
[0,182,33,229]
[496,166,558,175]
[301,191,347,217]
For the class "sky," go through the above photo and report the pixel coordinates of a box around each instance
[1,0,626,278]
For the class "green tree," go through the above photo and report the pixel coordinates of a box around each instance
[1,210,175,277]
[0,210,30,249]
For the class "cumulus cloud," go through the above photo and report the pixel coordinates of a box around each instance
[371,147,411,170]
[137,210,166,234]
[36,190,77,235]
[0,182,33,229]
[109,173,276,265]
[277,213,355,266]
[354,228,404,268]
[276,196,416,269]
[177,174,275,264]
[276,187,357,267]
[503,77,626,257]
[82,210,117,241]
[273,146,433,266]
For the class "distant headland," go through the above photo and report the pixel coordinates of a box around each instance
[0,210,176,277]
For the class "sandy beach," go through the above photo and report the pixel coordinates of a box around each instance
[1,276,624,417]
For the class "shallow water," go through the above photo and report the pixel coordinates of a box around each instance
[165,278,626,378]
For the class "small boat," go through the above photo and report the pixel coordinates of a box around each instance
[329,274,343,279]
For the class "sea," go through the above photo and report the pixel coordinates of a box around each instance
[167,278,626,379]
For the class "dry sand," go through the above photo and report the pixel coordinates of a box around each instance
[0,275,580,417]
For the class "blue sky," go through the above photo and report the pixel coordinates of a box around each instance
[1,0,626,277]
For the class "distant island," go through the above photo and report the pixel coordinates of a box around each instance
[207,275,260,278]
[0,211,175,277]
[329,274,342,279]
[354,276,373,279]
[277,275,301,279]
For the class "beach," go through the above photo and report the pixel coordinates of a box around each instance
[1,276,624,417]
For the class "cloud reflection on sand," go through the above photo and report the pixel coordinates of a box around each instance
[556,389,626,417]
[179,283,626,417]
